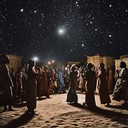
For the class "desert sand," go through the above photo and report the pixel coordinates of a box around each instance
[0,92,128,128]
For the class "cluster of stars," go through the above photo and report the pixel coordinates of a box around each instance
[0,0,128,62]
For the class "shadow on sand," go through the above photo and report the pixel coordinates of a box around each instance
[68,103,128,126]
[1,111,34,128]
[106,104,128,110]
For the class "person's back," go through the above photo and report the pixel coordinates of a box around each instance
[84,63,96,108]
[85,70,95,81]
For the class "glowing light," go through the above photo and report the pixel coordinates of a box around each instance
[34,10,37,13]
[82,44,84,47]
[109,5,112,8]
[58,28,65,35]
[48,61,51,65]
[52,60,55,63]
[32,56,39,61]
[20,9,24,12]
[90,21,93,24]
[109,35,112,37]
[95,28,98,31]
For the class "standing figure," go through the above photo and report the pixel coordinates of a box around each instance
[84,63,96,108]
[48,68,55,95]
[0,54,14,111]
[97,63,111,106]
[107,66,115,93]
[10,67,17,101]
[78,68,85,92]
[42,66,50,98]
[66,64,78,104]
[57,67,65,93]
[112,62,128,105]
[26,60,37,114]
[16,68,24,103]
[64,66,70,90]
[36,67,43,99]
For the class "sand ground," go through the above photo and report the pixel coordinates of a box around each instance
[0,92,128,128]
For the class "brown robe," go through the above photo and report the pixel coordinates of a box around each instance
[97,69,111,104]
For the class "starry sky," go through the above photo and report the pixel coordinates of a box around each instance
[0,0,128,62]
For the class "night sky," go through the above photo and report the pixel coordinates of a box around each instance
[0,0,128,62]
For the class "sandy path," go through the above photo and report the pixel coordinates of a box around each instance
[0,93,128,128]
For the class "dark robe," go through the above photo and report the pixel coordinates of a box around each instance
[85,69,96,108]
[97,69,111,104]
[26,67,37,112]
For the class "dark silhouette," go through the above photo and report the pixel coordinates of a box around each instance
[84,63,96,108]
[0,54,14,111]
[26,60,37,114]
[66,64,78,103]
[1,111,34,128]
[97,63,111,106]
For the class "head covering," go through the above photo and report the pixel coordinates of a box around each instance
[87,63,93,70]
[70,64,76,72]
[120,62,126,68]
[100,63,105,68]
[0,54,10,64]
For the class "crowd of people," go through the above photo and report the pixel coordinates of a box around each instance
[0,54,68,114]
[0,53,128,114]
[66,62,128,109]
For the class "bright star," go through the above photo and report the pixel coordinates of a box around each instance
[20,9,24,12]
[34,10,37,13]
[82,44,84,47]
[109,5,112,8]
[58,28,66,35]
[109,35,112,37]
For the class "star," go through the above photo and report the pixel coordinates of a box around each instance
[20,9,24,12]
[109,5,112,8]
[57,28,66,35]
[34,10,37,14]
[82,44,84,47]
[109,35,112,38]
[0,0,128,62]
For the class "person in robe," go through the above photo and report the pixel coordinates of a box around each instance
[36,67,43,99]
[112,62,128,106]
[66,64,78,104]
[0,54,14,111]
[26,60,37,114]
[57,67,66,93]
[42,66,50,98]
[84,63,96,108]
[97,63,111,106]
